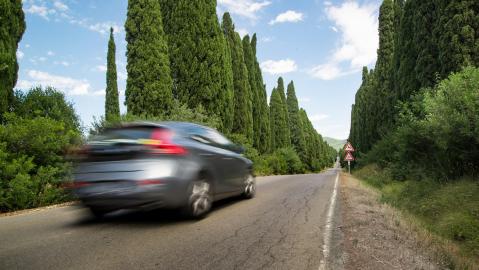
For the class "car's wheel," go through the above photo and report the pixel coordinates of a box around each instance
[182,177,213,219]
[242,173,256,199]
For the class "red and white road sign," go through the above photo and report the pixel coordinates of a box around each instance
[344,142,355,152]
[344,151,355,161]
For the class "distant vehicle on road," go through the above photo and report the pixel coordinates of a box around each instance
[72,122,255,219]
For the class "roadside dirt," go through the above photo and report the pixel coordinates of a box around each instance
[339,173,444,270]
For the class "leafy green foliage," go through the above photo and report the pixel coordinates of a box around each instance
[0,0,25,116]
[0,87,81,211]
[160,0,234,132]
[251,34,271,154]
[242,35,260,146]
[13,86,81,132]
[222,13,253,142]
[105,28,120,122]
[125,0,173,116]
[286,81,307,162]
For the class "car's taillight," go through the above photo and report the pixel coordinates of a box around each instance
[63,181,91,189]
[137,179,163,186]
[144,129,187,155]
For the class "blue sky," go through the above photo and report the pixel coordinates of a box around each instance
[16,0,381,139]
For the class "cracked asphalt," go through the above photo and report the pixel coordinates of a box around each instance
[0,169,342,270]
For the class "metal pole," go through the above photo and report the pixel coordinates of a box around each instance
[348,161,350,174]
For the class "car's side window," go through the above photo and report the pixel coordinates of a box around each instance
[204,129,232,148]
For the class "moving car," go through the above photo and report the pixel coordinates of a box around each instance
[72,122,255,219]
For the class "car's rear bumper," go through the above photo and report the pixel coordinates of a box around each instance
[75,179,189,212]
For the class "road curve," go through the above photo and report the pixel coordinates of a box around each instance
[0,168,342,270]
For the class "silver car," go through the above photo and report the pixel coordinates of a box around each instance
[72,122,255,219]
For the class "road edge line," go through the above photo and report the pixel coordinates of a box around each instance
[318,172,339,270]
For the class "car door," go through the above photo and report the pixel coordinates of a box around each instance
[203,129,246,193]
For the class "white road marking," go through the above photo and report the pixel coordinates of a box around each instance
[318,171,340,270]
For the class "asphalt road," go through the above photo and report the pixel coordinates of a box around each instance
[0,168,342,270]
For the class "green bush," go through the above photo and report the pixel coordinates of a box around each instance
[0,87,81,212]
[361,67,479,182]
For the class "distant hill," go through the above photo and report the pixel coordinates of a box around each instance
[324,137,347,151]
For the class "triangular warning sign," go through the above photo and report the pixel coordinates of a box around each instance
[344,151,355,161]
[344,142,355,152]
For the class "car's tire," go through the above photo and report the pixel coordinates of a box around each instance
[242,173,256,199]
[181,176,213,219]
[89,207,108,218]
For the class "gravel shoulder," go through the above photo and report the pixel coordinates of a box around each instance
[339,173,444,270]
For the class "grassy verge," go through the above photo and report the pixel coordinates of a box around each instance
[354,164,479,269]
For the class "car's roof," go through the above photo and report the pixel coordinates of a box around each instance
[120,121,211,131]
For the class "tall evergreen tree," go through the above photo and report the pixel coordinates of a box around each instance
[160,0,234,132]
[269,88,288,150]
[412,0,440,89]
[125,0,173,116]
[242,35,261,145]
[0,0,25,116]
[373,0,396,137]
[436,0,479,77]
[395,0,420,102]
[251,34,271,153]
[286,81,306,161]
[276,77,291,146]
[222,13,253,141]
[105,28,120,122]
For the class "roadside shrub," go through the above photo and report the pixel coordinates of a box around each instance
[0,87,81,212]
[265,148,304,175]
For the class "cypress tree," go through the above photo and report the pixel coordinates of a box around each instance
[251,34,271,153]
[374,0,395,137]
[242,35,261,146]
[395,0,420,102]
[269,88,287,150]
[286,81,307,161]
[0,0,25,116]
[276,77,291,146]
[160,0,234,132]
[125,0,173,116]
[105,28,120,122]
[412,0,441,89]
[436,0,479,77]
[222,13,253,141]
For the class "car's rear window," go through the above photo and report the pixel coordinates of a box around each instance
[95,126,156,141]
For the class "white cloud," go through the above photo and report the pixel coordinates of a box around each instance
[260,59,298,75]
[38,57,47,62]
[25,5,54,20]
[53,1,68,12]
[218,0,271,20]
[88,22,122,35]
[17,70,91,96]
[25,44,31,48]
[92,89,105,96]
[330,26,338,32]
[17,50,24,60]
[236,28,249,38]
[269,10,304,25]
[310,1,378,80]
[47,51,55,56]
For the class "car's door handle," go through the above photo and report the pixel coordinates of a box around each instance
[200,153,214,157]
[223,157,233,160]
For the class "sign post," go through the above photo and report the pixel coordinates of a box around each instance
[343,142,355,174]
